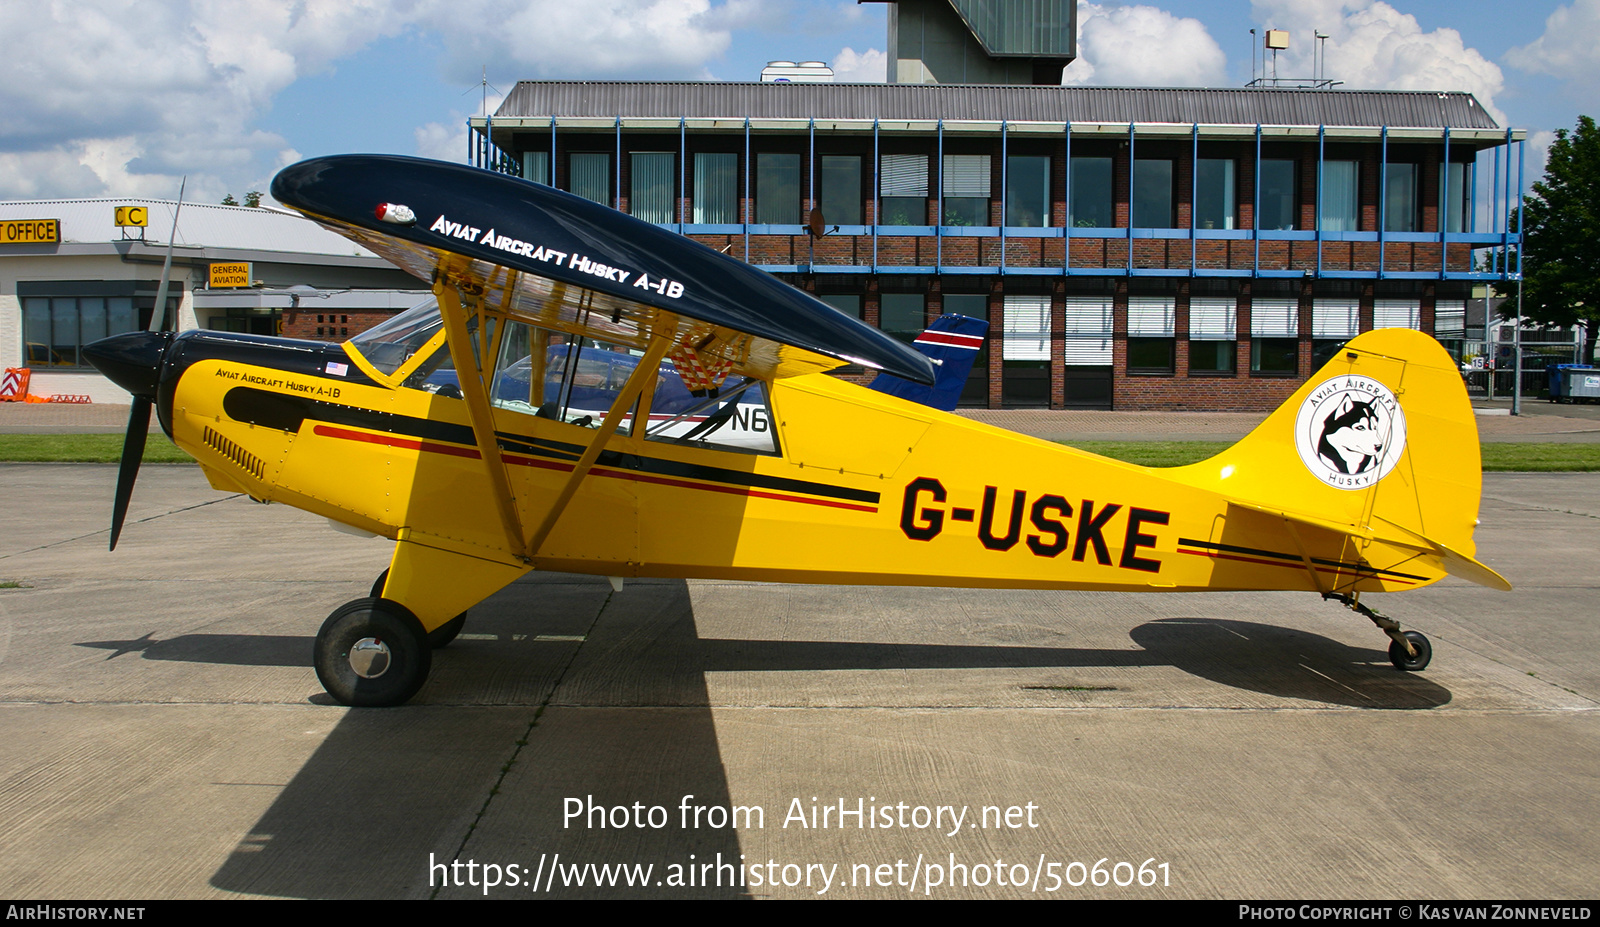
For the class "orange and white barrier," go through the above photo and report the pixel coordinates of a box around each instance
[0,367,29,401]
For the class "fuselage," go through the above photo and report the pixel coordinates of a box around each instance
[150,328,1438,597]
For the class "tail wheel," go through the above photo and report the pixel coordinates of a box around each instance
[315,597,431,706]
[370,568,468,648]
[1388,630,1433,672]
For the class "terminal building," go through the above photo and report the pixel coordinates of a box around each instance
[468,0,1526,410]
[0,200,427,402]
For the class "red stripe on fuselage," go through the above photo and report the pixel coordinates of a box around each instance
[311,424,877,514]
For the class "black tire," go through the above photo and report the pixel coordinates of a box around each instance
[315,597,432,707]
[428,612,467,649]
[370,569,466,649]
[1388,630,1432,672]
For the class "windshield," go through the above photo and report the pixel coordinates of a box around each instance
[348,297,444,376]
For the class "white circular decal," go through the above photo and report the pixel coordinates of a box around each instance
[1293,375,1407,490]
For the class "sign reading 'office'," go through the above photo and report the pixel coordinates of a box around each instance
[1,219,60,244]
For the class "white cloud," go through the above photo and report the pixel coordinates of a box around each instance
[0,0,408,200]
[1505,0,1600,95]
[0,1,741,200]
[832,47,887,83]
[1251,0,1506,123]
[415,123,465,163]
[423,0,731,83]
[1062,2,1228,87]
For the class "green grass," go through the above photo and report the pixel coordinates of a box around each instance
[1,433,1598,471]
[0,580,28,589]
[0,433,192,463]
[1061,440,1600,472]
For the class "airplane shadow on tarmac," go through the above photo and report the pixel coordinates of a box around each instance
[74,581,1449,898]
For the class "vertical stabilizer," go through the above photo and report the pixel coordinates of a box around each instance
[867,314,988,412]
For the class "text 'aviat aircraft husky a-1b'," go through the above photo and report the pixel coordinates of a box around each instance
[85,154,1510,707]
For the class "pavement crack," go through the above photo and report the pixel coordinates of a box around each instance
[0,494,245,561]
[430,587,614,900]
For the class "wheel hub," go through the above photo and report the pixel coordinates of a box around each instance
[348,637,392,678]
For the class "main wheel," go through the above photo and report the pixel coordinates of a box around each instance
[1388,630,1433,672]
[315,597,432,706]
[371,569,467,648]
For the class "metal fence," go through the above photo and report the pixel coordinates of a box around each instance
[1452,339,1583,399]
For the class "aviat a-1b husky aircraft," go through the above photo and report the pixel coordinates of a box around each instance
[84,154,1509,707]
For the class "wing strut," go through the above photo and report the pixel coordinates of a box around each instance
[434,277,528,562]
[525,331,673,557]
[1280,517,1331,595]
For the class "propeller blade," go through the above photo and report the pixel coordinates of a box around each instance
[109,397,151,551]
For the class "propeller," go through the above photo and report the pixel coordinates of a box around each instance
[110,397,151,550]
[84,178,184,551]
[83,330,170,550]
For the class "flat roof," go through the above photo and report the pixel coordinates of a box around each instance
[493,81,1504,131]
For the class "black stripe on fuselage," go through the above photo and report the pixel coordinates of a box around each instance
[221,386,879,505]
[1176,537,1429,582]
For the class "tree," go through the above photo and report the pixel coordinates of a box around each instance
[221,193,238,206]
[243,190,262,208]
[1497,115,1600,364]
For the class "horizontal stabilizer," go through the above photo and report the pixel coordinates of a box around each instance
[1229,499,1511,592]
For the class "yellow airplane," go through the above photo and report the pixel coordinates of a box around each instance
[84,154,1510,707]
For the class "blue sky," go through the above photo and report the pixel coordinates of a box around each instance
[0,1,1593,205]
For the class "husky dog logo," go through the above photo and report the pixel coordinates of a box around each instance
[1293,376,1406,489]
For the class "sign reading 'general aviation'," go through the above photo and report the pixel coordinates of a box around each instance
[209,262,252,288]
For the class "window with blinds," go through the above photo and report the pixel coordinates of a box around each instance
[1250,298,1298,375]
[880,153,928,225]
[943,154,990,226]
[1434,299,1467,337]
[569,152,610,205]
[1188,298,1236,339]
[1310,299,1358,369]
[1062,296,1113,365]
[523,151,550,186]
[1373,300,1420,330]
[1195,159,1235,230]
[1127,297,1175,336]
[1250,299,1299,337]
[1384,163,1418,232]
[1127,297,1174,374]
[630,152,674,224]
[1003,295,1050,361]
[693,153,737,224]
[1188,297,1236,375]
[1320,160,1359,232]
[1312,299,1359,338]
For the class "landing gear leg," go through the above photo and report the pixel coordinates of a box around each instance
[372,568,468,648]
[1324,592,1432,671]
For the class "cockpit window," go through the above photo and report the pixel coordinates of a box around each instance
[490,320,639,432]
[348,298,443,376]
[643,361,778,456]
